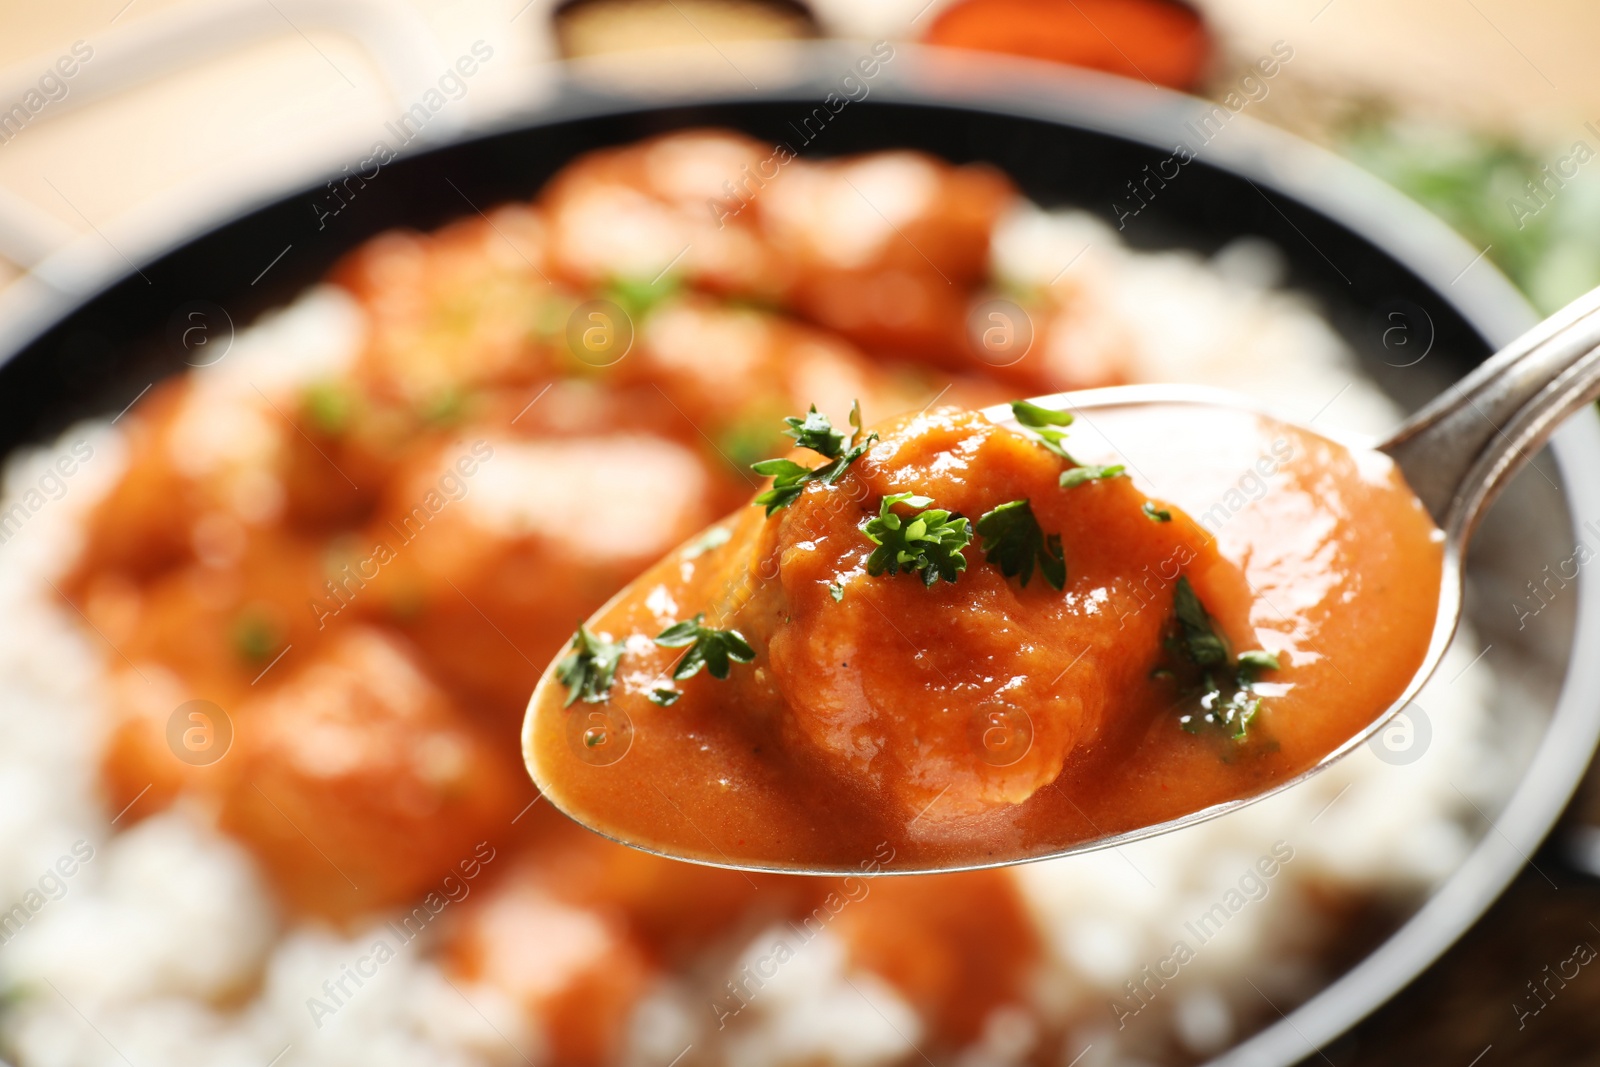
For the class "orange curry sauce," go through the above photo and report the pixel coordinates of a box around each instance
[527,401,1443,870]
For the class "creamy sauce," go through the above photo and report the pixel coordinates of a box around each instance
[527,402,1443,870]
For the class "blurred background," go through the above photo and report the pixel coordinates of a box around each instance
[5,0,1600,311]
[3,0,1600,1062]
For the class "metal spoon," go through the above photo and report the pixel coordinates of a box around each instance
[522,283,1600,875]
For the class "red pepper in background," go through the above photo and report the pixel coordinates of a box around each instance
[925,0,1211,91]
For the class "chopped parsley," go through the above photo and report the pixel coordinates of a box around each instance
[862,493,971,587]
[1173,577,1230,668]
[718,413,787,471]
[555,626,625,706]
[752,401,878,515]
[605,274,682,320]
[655,614,756,680]
[1060,464,1126,488]
[1011,398,1074,428]
[1236,649,1282,681]
[829,581,845,602]
[1012,400,1132,488]
[303,381,357,435]
[1010,399,1078,462]
[232,610,283,664]
[420,385,468,426]
[1162,577,1281,740]
[649,687,682,706]
[976,499,1065,590]
[1142,501,1172,522]
[784,406,847,455]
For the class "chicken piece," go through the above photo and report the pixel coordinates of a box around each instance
[978,204,1154,391]
[514,825,825,963]
[539,128,791,300]
[67,346,398,588]
[447,829,825,1064]
[446,854,657,1067]
[90,532,332,820]
[994,282,1138,393]
[98,665,233,825]
[832,870,1039,1047]
[218,627,518,917]
[755,150,1017,365]
[758,408,1227,820]
[331,206,561,407]
[66,376,295,585]
[539,132,1017,368]
[628,293,1004,477]
[354,429,721,723]
[275,377,422,532]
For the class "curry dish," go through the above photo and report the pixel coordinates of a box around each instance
[56,126,1441,1064]
[62,129,1057,1062]
[527,397,1443,869]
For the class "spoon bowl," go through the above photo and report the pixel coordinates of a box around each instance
[523,283,1600,876]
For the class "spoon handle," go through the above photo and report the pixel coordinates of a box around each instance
[1383,284,1600,539]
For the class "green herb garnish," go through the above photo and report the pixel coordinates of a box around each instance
[304,381,357,435]
[1011,399,1075,428]
[1142,501,1172,522]
[1010,399,1078,463]
[829,581,845,602]
[649,687,682,706]
[655,614,756,680]
[232,610,283,664]
[1173,576,1230,667]
[976,499,1065,590]
[752,401,877,515]
[605,274,682,320]
[555,626,625,706]
[862,493,971,587]
[1164,577,1281,740]
[1235,649,1281,682]
[1183,688,1264,741]
[1060,464,1126,488]
[421,385,468,426]
[784,406,846,456]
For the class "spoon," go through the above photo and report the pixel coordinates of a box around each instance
[523,283,1600,875]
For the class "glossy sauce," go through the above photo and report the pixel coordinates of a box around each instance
[526,401,1444,870]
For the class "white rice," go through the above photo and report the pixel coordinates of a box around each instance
[0,206,1501,1066]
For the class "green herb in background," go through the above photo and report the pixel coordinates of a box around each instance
[420,385,468,426]
[605,274,683,321]
[303,381,357,435]
[1343,118,1600,313]
[718,411,789,473]
[231,609,283,664]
